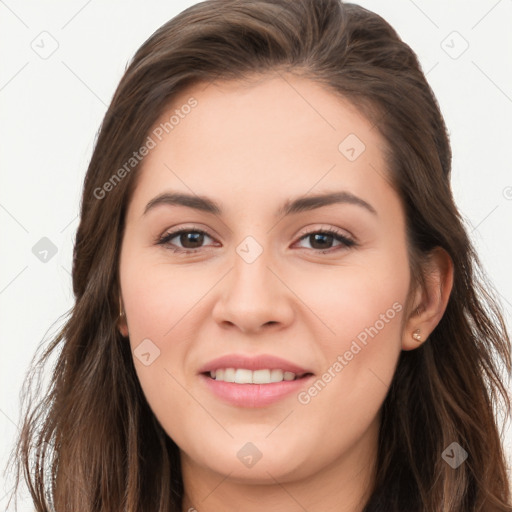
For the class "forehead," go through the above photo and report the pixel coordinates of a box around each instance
[127,73,400,224]
[163,73,382,160]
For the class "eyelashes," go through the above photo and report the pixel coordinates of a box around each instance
[157,228,219,254]
[156,225,357,255]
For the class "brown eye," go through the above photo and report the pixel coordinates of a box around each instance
[176,231,206,249]
[295,228,356,253]
[157,229,215,253]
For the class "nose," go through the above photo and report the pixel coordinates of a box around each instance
[211,248,295,334]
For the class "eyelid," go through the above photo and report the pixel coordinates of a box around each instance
[155,223,214,241]
[292,225,357,252]
[295,224,354,241]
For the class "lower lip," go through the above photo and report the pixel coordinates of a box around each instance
[199,373,314,407]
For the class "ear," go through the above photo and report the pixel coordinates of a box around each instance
[402,246,454,351]
[118,295,129,338]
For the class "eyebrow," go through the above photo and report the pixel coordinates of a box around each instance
[143,190,377,218]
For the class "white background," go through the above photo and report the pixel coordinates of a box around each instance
[1,0,511,509]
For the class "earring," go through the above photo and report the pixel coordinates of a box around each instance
[119,296,124,318]
[412,329,422,342]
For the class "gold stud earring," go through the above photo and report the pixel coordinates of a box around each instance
[412,329,422,342]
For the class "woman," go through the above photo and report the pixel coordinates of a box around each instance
[7,0,511,510]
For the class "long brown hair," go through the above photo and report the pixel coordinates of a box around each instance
[6,1,511,510]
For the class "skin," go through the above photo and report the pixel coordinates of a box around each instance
[118,73,453,512]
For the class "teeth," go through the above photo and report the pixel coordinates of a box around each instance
[253,369,270,384]
[209,368,302,384]
[235,368,253,384]
[223,368,236,382]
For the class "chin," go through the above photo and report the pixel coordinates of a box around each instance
[186,436,315,482]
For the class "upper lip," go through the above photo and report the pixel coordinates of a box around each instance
[198,354,313,375]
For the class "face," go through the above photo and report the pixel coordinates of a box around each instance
[119,73,412,485]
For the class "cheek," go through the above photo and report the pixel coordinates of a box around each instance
[293,251,408,418]
[121,256,206,340]
[119,252,198,418]
[298,249,409,343]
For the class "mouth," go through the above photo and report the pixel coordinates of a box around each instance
[199,369,315,408]
[197,354,315,407]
